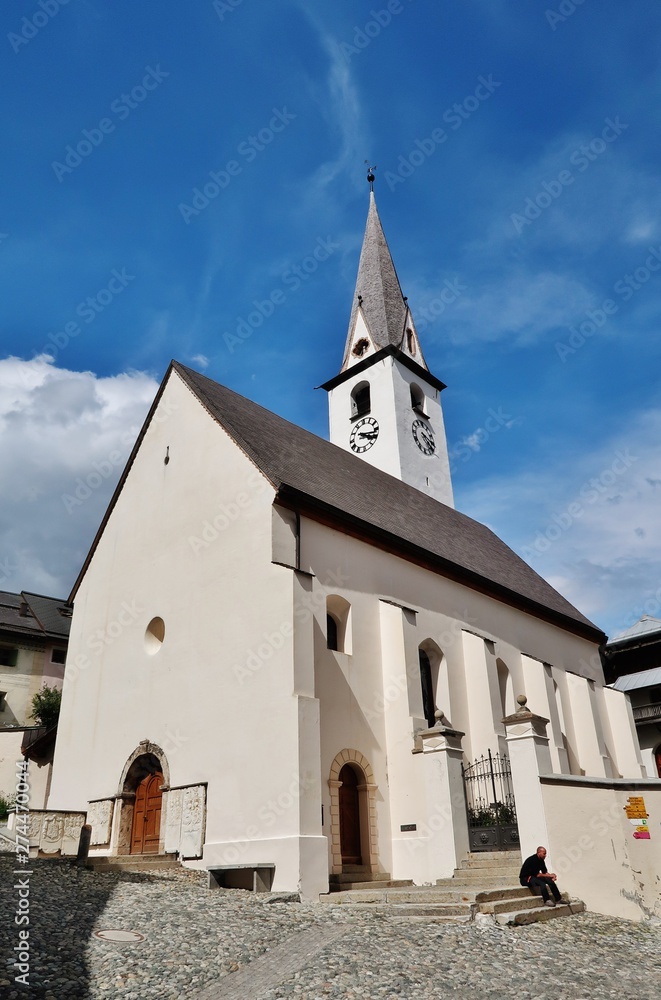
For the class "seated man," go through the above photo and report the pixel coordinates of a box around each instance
[519,845,562,906]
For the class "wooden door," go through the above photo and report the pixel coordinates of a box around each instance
[339,764,362,865]
[131,772,163,854]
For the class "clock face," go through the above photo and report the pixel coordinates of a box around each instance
[350,416,379,453]
[412,418,435,455]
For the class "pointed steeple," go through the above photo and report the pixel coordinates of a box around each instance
[341,193,428,372]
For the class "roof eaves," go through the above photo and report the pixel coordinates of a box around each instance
[320,345,446,393]
[275,484,606,645]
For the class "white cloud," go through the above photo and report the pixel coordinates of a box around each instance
[456,407,661,636]
[0,356,158,597]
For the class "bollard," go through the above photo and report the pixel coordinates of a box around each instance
[76,823,92,865]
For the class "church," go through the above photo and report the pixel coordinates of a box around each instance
[34,190,661,920]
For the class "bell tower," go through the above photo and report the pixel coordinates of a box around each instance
[321,180,454,507]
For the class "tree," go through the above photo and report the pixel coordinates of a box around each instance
[29,685,62,729]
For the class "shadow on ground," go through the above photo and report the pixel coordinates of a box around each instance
[0,853,156,998]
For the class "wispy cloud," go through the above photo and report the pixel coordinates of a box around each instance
[457,406,661,634]
[293,5,368,194]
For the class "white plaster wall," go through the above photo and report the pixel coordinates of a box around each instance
[565,673,612,777]
[327,356,453,506]
[391,358,453,507]
[0,731,24,801]
[328,355,402,480]
[299,514,624,884]
[542,778,661,920]
[47,371,325,895]
[521,655,569,773]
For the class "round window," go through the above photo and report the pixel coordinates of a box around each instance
[145,617,165,655]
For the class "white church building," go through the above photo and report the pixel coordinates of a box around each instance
[33,193,661,920]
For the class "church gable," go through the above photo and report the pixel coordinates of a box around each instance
[70,367,276,604]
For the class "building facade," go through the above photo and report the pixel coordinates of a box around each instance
[0,590,70,807]
[604,616,661,778]
[39,195,661,919]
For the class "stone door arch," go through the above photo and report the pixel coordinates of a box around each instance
[328,750,379,874]
[114,742,169,855]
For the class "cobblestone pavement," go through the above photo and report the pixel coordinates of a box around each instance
[1,852,660,999]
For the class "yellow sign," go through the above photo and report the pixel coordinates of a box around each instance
[624,796,649,820]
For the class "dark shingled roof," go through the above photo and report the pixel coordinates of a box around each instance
[341,193,428,372]
[174,363,603,641]
[0,591,71,640]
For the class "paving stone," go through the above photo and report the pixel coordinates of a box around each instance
[0,849,660,999]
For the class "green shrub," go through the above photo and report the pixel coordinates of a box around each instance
[0,792,16,821]
[29,685,61,729]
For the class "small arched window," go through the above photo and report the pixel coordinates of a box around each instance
[410,383,425,414]
[326,614,339,651]
[352,338,369,358]
[351,381,371,417]
[419,649,436,728]
[655,745,661,780]
[326,596,352,654]
[407,328,416,355]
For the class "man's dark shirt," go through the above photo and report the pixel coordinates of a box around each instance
[519,853,548,886]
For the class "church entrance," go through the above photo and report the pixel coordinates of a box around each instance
[130,772,163,854]
[338,763,362,865]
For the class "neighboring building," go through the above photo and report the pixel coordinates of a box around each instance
[39,192,661,920]
[603,616,661,778]
[0,590,70,806]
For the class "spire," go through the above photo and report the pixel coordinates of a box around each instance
[340,192,428,373]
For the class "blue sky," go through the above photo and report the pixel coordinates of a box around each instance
[1,0,661,639]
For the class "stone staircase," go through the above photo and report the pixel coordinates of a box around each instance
[328,864,413,892]
[321,852,585,925]
[85,853,181,875]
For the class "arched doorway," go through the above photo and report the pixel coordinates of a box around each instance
[328,750,379,875]
[655,745,661,779]
[115,744,169,856]
[131,772,163,854]
[338,764,362,865]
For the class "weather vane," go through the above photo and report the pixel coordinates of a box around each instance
[365,161,376,191]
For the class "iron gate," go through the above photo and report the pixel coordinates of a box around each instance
[462,749,519,852]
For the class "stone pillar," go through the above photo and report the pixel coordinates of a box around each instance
[461,631,500,759]
[503,696,552,856]
[415,716,469,877]
[600,687,646,778]
[328,779,342,874]
[521,655,569,774]
[564,673,610,777]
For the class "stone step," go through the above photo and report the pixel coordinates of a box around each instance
[325,901,474,920]
[460,854,522,869]
[452,865,522,879]
[474,886,534,903]
[323,888,473,905]
[481,893,545,915]
[328,879,413,892]
[329,870,393,884]
[494,900,585,926]
[437,876,522,889]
